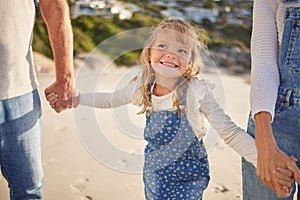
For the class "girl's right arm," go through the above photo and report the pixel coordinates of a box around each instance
[46,78,140,109]
[78,85,135,108]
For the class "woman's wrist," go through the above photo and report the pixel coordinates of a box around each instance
[254,111,271,122]
[254,111,277,148]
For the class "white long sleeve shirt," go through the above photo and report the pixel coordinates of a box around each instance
[250,0,300,119]
[79,76,257,167]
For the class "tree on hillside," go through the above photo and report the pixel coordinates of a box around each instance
[204,0,216,9]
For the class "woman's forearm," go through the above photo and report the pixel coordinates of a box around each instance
[254,111,277,150]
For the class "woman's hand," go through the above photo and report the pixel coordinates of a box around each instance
[254,112,300,198]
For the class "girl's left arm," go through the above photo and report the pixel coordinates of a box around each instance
[199,91,257,167]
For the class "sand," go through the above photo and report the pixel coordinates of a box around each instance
[0,52,289,200]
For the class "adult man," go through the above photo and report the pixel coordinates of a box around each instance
[0,0,74,199]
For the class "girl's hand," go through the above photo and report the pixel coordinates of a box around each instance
[274,166,293,193]
[275,156,299,194]
[46,92,79,109]
[46,93,59,109]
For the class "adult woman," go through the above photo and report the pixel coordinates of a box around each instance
[242,0,300,199]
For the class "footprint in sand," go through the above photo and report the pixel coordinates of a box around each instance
[42,158,59,166]
[81,196,93,200]
[70,178,90,194]
[125,181,140,192]
[114,159,128,169]
[214,184,229,193]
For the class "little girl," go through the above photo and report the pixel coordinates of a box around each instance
[47,18,294,199]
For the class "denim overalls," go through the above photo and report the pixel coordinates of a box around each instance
[242,2,300,200]
[143,84,210,200]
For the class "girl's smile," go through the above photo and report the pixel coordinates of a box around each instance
[159,61,179,68]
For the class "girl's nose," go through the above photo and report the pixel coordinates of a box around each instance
[165,52,176,59]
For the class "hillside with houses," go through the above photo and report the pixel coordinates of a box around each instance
[72,0,252,26]
[33,0,253,74]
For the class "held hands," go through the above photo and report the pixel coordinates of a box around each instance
[254,112,300,198]
[256,144,300,198]
[273,156,299,195]
[46,92,79,109]
[44,78,77,112]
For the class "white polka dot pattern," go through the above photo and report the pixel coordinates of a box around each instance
[143,109,210,200]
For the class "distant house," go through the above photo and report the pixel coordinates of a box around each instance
[111,2,141,20]
[184,7,218,23]
[219,5,252,26]
[119,9,133,20]
[111,5,133,20]
[227,17,243,25]
[176,0,192,2]
[72,0,140,20]
[161,8,186,19]
[72,0,109,18]
[151,0,178,7]
[111,5,123,14]
[89,0,106,9]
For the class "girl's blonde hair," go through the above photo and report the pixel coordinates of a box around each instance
[137,18,208,116]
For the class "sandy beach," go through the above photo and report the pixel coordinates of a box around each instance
[0,52,262,200]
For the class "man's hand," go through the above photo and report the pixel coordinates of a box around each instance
[45,78,75,112]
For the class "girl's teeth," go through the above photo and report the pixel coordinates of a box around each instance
[162,62,177,68]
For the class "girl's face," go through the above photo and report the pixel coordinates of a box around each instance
[149,28,192,80]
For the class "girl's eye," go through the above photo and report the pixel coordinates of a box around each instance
[158,44,167,49]
[178,49,188,55]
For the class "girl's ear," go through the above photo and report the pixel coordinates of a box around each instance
[183,63,193,79]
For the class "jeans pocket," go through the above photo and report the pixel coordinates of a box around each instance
[286,19,300,74]
[274,99,285,115]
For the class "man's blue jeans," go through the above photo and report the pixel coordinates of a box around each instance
[0,89,43,199]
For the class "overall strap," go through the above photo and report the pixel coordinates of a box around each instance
[177,80,189,107]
